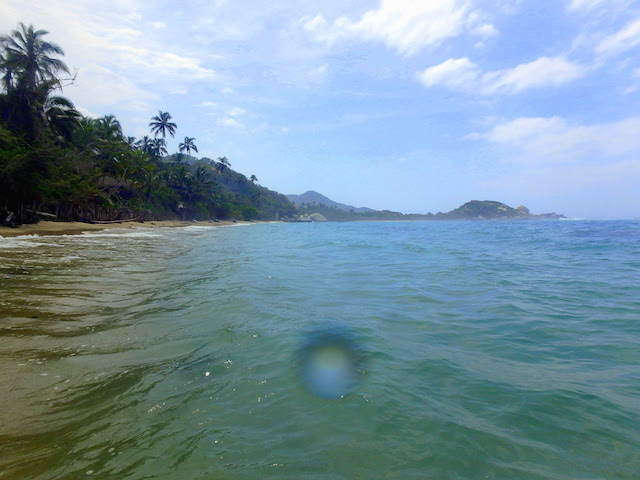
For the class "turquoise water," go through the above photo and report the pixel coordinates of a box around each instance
[0,221,639,479]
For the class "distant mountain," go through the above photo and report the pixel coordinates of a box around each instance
[286,191,374,213]
[291,194,565,222]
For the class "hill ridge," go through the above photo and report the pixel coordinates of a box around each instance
[286,190,374,213]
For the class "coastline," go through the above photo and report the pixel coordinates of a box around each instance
[0,219,255,238]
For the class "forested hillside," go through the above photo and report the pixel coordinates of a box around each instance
[0,23,295,225]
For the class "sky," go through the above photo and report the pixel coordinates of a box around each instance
[1,0,639,219]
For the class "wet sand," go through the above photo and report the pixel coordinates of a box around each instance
[0,220,251,237]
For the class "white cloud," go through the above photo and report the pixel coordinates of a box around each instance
[566,0,608,11]
[566,0,632,13]
[475,115,640,218]
[310,63,329,78]
[77,32,217,82]
[302,0,496,56]
[480,158,640,218]
[217,117,244,129]
[416,56,586,94]
[488,57,586,92]
[596,18,640,56]
[479,116,640,164]
[416,57,480,89]
[72,65,158,113]
[0,0,219,116]
[75,106,100,119]
[472,22,498,38]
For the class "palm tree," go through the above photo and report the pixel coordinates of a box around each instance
[0,50,17,92]
[42,95,81,142]
[96,114,122,139]
[136,135,154,155]
[190,165,213,203]
[178,136,198,156]
[1,24,71,139]
[250,175,258,183]
[215,156,230,173]
[0,23,69,93]
[151,138,167,158]
[194,165,210,184]
[149,110,177,138]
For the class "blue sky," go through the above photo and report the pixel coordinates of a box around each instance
[2,0,639,218]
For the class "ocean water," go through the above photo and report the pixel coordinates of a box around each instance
[0,220,638,480]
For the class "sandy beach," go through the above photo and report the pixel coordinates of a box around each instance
[0,219,251,237]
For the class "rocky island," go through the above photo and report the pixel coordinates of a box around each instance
[432,200,565,220]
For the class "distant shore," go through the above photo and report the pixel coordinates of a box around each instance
[0,220,258,237]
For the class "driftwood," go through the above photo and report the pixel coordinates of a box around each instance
[88,215,144,224]
[3,211,18,228]
[26,209,57,219]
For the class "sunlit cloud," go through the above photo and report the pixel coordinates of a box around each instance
[566,0,631,13]
[0,0,219,117]
[477,116,640,164]
[302,0,496,56]
[202,106,248,129]
[71,65,158,113]
[596,18,640,56]
[416,56,586,94]
[217,117,245,129]
[567,0,608,11]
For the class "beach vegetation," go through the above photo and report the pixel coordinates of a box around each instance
[0,23,296,225]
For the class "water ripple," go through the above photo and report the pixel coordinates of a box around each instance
[1,221,639,479]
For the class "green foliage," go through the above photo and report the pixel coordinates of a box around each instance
[0,23,298,225]
[296,203,432,221]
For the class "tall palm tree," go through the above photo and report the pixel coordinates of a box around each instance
[1,24,70,139]
[0,23,69,93]
[250,175,258,183]
[215,156,230,173]
[178,136,198,156]
[149,110,177,138]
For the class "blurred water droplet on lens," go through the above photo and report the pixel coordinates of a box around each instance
[297,326,362,399]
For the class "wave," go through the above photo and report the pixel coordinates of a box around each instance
[73,230,163,239]
[0,235,62,249]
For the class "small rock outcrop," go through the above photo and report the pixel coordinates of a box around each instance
[309,213,328,222]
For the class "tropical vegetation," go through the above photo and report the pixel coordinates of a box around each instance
[0,23,296,226]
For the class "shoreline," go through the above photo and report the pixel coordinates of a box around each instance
[0,220,259,238]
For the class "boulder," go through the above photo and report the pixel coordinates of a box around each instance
[309,213,328,222]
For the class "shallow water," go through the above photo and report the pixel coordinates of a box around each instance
[0,221,639,479]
